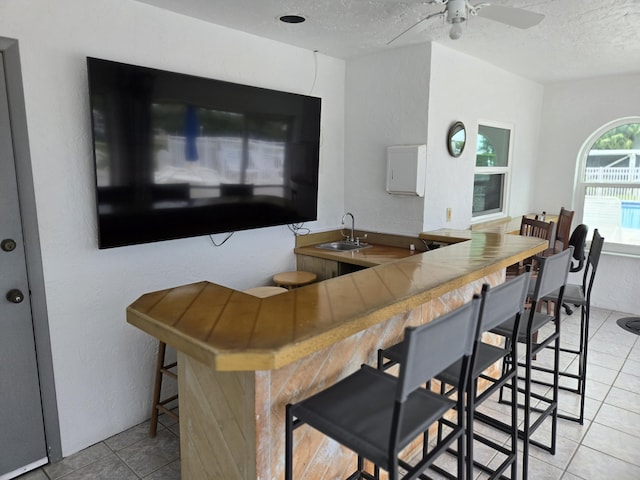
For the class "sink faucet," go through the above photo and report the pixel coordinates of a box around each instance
[341,212,355,242]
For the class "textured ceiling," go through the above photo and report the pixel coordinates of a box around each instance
[135,0,640,84]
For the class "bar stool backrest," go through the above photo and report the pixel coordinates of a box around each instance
[531,247,573,302]
[584,229,604,296]
[520,217,556,243]
[397,296,482,402]
[481,273,530,333]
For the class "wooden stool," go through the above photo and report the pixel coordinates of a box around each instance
[243,286,288,298]
[149,341,178,437]
[272,271,317,289]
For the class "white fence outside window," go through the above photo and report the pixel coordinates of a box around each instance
[585,167,640,184]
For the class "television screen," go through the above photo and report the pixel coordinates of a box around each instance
[87,57,321,248]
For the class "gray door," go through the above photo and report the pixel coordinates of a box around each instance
[0,53,48,479]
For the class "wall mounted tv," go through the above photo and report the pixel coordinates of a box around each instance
[87,57,321,248]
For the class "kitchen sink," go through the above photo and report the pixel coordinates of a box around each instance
[314,241,371,252]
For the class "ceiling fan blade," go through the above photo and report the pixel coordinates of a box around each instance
[475,5,544,29]
[387,10,444,45]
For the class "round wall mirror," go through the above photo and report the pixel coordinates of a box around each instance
[447,121,466,157]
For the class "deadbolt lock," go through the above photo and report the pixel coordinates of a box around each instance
[6,289,25,304]
[1,239,17,252]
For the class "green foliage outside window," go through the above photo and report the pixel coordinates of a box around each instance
[593,124,640,149]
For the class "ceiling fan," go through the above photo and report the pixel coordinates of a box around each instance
[389,0,545,43]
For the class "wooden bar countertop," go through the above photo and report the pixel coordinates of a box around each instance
[293,241,421,267]
[126,231,546,372]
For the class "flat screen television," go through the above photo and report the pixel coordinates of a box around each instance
[87,57,321,248]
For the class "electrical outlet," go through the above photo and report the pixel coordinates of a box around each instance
[446,208,452,222]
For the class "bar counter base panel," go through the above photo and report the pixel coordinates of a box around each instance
[177,271,504,480]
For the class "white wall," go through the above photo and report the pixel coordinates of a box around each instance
[345,42,543,233]
[345,43,431,234]
[537,74,640,314]
[0,0,345,456]
[426,43,544,229]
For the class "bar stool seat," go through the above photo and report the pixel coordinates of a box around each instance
[273,271,317,289]
[148,284,287,437]
[243,286,288,297]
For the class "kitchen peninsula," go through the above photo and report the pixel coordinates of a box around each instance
[127,229,546,479]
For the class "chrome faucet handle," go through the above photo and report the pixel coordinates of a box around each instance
[355,233,367,246]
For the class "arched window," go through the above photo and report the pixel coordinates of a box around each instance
[574,118,640,255]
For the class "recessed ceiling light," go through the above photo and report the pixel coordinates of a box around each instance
[279,14,306,24]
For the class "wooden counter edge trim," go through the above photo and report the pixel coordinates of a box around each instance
[263,263,508,370]
[128,270,478,372]
[126,236,545,372]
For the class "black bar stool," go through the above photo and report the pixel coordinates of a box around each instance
[285,294,485,480]
[378,273,530,480]
[486,248,572,480]
[541,228,604,424]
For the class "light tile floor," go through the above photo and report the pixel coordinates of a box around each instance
[16,409,180,480]
[431,306,640,480]
[15,307,640,479]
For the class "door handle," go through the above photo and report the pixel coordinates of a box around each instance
[6,289,25,304]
